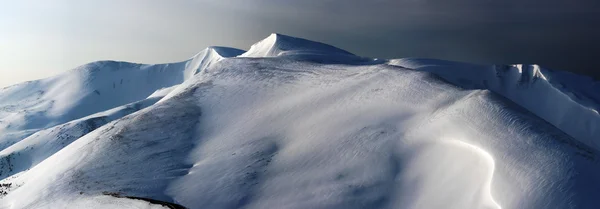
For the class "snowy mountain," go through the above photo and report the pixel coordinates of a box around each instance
[1,33,599,209]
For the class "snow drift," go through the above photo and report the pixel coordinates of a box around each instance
[389,58,600,150]
[0,33,599,209]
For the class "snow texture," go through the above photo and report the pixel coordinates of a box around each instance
[1,33,599,209]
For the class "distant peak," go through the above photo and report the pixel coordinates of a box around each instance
[267,32,281,39]
[204,46,245,58]
[263,33,300,42]
[184,46,245,79]
[264,33,286,42]
[240,33,353,58]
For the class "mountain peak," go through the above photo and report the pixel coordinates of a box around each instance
[205,46,245,58]
[184,46,245,78]
[240,33,353,57]
[2,32,600,209]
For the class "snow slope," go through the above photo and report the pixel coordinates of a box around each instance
[389,59,600,150]
[1,34,599,209]
[0,92,166,180]
[0,47,243,150]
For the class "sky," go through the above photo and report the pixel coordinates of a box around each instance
[1,0,599,87]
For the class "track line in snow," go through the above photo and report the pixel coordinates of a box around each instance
[395,139,502,209]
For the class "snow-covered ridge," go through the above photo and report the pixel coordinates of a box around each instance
[0,95,163,180]
[389,58,600,150]
[241,34,600,149]
[185,46,245,79]
[0,46,244,150]
[1,34,600,209]
[240,33,353,57]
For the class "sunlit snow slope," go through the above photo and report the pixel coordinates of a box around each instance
[0,47,243,150]
[1,33,599,209]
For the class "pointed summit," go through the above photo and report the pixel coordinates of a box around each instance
[240,33,353,57]
[184,46,245,79]
[206,46,246,58]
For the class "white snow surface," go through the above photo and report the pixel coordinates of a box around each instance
[0,46,243,150]
[1,33,599,209]
[389,59,600,150]
[240,33,354,58]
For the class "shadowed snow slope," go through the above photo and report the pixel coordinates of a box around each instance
[1,34,599,209]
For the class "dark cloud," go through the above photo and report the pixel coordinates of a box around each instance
[207,0,600,79]
[5,0,597,88]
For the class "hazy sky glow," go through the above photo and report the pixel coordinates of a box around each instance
[1,0,599,87]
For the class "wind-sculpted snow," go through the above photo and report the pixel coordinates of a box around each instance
[1,34,600,209]
[395,140,500,209]
[389,58,600,150]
